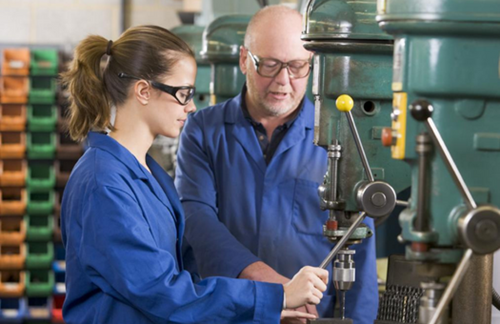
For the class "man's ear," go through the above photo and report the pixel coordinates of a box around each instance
[239,45,248,75]
[134,80,151,105]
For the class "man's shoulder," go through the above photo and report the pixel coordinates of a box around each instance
[188,96,241,128]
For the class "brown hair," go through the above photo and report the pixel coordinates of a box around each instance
[61,25,194,141]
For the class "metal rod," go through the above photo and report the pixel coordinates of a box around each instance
[319,212,366,269]
[345,112,375,182]
[396,200,409,207]
[425,119,477,210]
[415,132,431,231]
[429,248,474,324]
[340,290,346,319]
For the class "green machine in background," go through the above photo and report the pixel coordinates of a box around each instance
[301,0,411,322]
[375,1,500,323]
[200,15,250,104]
[171,25,211,109]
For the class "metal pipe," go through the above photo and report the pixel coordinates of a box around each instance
[396,200,409,207]
[345,111,375,182]
[429,249,474,324]
[425,119,477,210]
[319,212,366,269]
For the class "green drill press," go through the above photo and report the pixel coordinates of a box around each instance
[301,0,411,322]
[200,15,250,104]
[375,1,500,323]
[171,25,211,110]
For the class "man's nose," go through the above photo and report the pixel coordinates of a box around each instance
[273,64,291,86]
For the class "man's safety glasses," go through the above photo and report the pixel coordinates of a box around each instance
[118,73,196,106]
[246,49,311,79]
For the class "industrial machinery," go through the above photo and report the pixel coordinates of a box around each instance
[302,0,500,323]
[376,1,500,323]
[301,0,411,322]
[200,15,250,104]
[171,25,211,110]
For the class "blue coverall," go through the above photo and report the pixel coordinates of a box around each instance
[61,132,283,324]
[175,93,379,323]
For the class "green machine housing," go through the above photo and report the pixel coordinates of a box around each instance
[302,0,410,216]
[201,15,250,104]
[171,25,211,109]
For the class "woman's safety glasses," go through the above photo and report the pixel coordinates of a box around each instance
[118,73,196,106]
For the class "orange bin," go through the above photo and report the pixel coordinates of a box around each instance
[0,76,29,104]
[57,132,83,159]
[0,104,27,131]
[0,132,26,159]
[2,48,30,76]
[0,188,27,216]
[0,160,26,187]
[0,270,25,297]
[0,243,25,270]
[0,217,26,244]
[55,159,76,187]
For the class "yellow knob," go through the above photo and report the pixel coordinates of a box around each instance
[336,94,354,112]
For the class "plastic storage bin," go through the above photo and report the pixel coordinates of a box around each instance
[25,271,54,297]
[0,188,26,216]
[0,271,25,297]
[0,244,25,270]
[56,104,69,131]
[25,215,53,242]
[2,48,30,76]
[26,190,54,216]
[56,132,82,159]
[0,77,29,104]
[26,132,55,159]
[55,159,76,187]
[0,160,26,187]
[30,49,58,76]
[26,163,55,192]
[52,244,65,295]
[23,296,51,321]
[51,294,64,323]
[28,77,56,105]
[0,104,26,131]
[0,132,26,159]
[0,297,25,323]
[53,212,61,243]
[0,217,26,245]
[25,242,53,270]
[27,105,57,132]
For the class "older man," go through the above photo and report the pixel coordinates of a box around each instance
[175,5,378,323]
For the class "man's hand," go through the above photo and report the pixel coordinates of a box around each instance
[238,261,289,284]
[281,309,316,322]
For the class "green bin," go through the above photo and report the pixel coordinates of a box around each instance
[26,163,55,191]
[30,49,58,76]
[27,132,56,159]
[27,105,57,131]
[25,242,54,269]
[29,77,56,104]
[26,190,54,215]
[25,215,54,241]
[25,270,54,296]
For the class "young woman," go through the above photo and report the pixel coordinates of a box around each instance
[60,25,328,324]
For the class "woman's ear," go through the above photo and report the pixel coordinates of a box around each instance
[134,80,151,105]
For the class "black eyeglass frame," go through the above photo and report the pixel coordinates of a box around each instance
[118,72,196,106]
[246,49,312,79]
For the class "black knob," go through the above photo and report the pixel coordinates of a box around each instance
[410,99,434,121]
